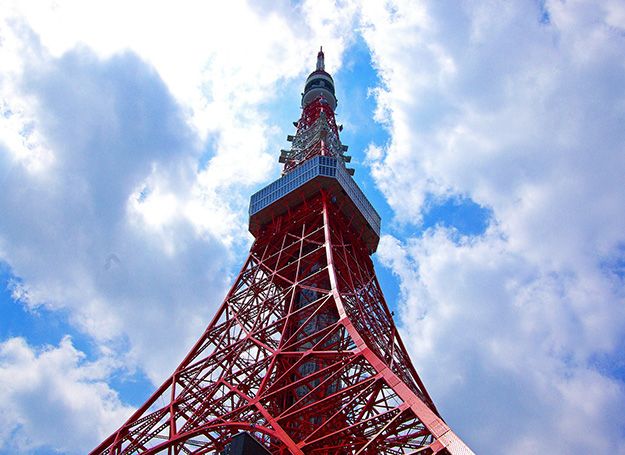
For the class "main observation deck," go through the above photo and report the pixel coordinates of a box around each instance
[249,155,381,253]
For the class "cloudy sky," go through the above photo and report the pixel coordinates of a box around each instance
[1,1,624,454]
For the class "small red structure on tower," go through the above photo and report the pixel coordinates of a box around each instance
[92,48,473,455]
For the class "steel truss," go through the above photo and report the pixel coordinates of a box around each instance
[92,191,472,455]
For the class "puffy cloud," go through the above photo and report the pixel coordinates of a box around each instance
[0,42,233,383]
[364,0,625,453]
[1,0,362,245]
[0,336,134,453]
[378,232,625,453]
[2,0,362,240]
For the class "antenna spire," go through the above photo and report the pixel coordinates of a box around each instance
[316,46,325,71]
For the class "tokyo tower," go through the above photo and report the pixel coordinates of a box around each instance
[92,48,474,455]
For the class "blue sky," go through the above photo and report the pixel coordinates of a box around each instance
[1,1,625,454]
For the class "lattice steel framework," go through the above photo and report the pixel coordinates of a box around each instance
[92,48,473,455]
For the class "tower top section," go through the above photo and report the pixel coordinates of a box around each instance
[280,48,350,174]
[302,47,336,111]
[250,48,380,253]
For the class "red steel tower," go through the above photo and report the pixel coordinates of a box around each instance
[92,48,473,455]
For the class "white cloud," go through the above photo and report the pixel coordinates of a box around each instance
[1,0,360,245]
[0,336,134,454]
[363,0,625,453]
[0,41,236,383]
[378,231,625,454]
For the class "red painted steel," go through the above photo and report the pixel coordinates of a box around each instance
[91,50,473,455]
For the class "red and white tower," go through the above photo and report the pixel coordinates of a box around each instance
[92,48,473,455]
